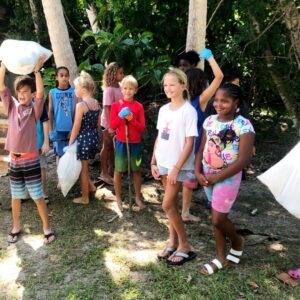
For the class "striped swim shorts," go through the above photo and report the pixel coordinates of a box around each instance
[9,152,43,201]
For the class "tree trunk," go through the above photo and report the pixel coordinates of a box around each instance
[252,15,300,132]
[41,0,78,85]
[265,49,300,131]
[279,0,300,70]
[186,0,207,69]
[29,0,40,42]
[86,3,99,33]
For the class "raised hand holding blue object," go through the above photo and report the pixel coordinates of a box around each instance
[199,48,213,60]
[118,107,132,119]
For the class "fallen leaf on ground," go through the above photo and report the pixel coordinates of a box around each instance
[276,272,299,287]
[247,281,259,289]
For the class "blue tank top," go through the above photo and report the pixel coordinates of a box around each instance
[50,86,76,132]
[191,95,207,153]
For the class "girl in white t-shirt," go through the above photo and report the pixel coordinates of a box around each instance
[151,68,198,266]
[195,83,255,275]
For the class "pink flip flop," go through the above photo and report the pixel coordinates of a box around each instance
[288,268,300,279]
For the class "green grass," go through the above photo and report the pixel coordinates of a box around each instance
[0,173,300,300]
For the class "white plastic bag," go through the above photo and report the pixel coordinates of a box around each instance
[257,141,300,219]
[57,142,82,197]
[0,39,52,75]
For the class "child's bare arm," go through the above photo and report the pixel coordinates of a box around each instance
[41,120,50,154]
[69,103,84,145]
[33,56,46,121]
[167,136,195,185]
[0,63,6,92]
[0,63,13,115]
[34,56,46,100]
[48,93,54,131]
[151,137,160,180]
[195,129,208,186]
[200,56,223,111]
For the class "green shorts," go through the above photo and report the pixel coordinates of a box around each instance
[114,140,142,172]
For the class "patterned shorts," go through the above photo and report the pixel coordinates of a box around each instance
[157,165,196,187]
[203,165,242,213]
[9,153,43,201]
[114,140,142,172]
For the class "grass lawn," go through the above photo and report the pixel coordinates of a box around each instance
[0,156,300,299]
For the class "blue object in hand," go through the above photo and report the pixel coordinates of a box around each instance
[118,107,132,119]
[199,48,213,60]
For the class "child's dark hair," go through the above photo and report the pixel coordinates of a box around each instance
[217,83,249,117]
[186,68,207,100]
[178,50,200,66]
[55,66,70,87]
[222,68,241,85]
[102,62,123,91]
[55,66,69,76]
[14,75,36,93]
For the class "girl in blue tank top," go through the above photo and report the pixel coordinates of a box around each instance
[48,66,77,157]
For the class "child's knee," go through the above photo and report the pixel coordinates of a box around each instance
[162,199,176,213]
[211,215,226,228]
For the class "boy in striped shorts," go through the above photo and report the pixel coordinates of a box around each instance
[0,57,55,244]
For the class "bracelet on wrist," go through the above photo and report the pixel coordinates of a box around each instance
[34,70,40,74]
[173,165,180,170]
[151,163,156,166]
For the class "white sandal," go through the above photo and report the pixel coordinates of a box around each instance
[226,248,243,264]
[201,258,223,275]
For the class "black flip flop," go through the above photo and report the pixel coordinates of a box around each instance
[167,251,197,266]
[7,231,22,243]
[44,232,56,245]
[157,246,176,260]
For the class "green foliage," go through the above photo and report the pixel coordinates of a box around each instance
[2,0,300,123]
[42,67,56,100]
[206,0,300,124]
[81,24,171,99]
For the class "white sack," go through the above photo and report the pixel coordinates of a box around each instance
[257,141,300,219]
[57,142,82,197]
[0,39,52,75]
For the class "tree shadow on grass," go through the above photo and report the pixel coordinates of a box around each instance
[0,190,126,299]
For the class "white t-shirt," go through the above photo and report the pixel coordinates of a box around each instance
[155,101,198,170]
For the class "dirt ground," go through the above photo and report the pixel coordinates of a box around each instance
[0,130,300,299]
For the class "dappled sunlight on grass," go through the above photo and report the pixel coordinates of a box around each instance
[104,249,130,283]
[269,242,285,252]
[23,235,44,251]
[94,229,110,238]
[0,247,24,298]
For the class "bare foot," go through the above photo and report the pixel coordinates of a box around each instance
[44,232,56,245]
[182,213,200,222]
[7,228,22,243]
[157,245,177,260]
[89,183,97,192]
[116,199,124,214]
[135,198,146,210]
[72,197,89,205]
[98,175,114,185]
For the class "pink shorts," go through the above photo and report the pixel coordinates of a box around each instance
[203,166,242,213]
